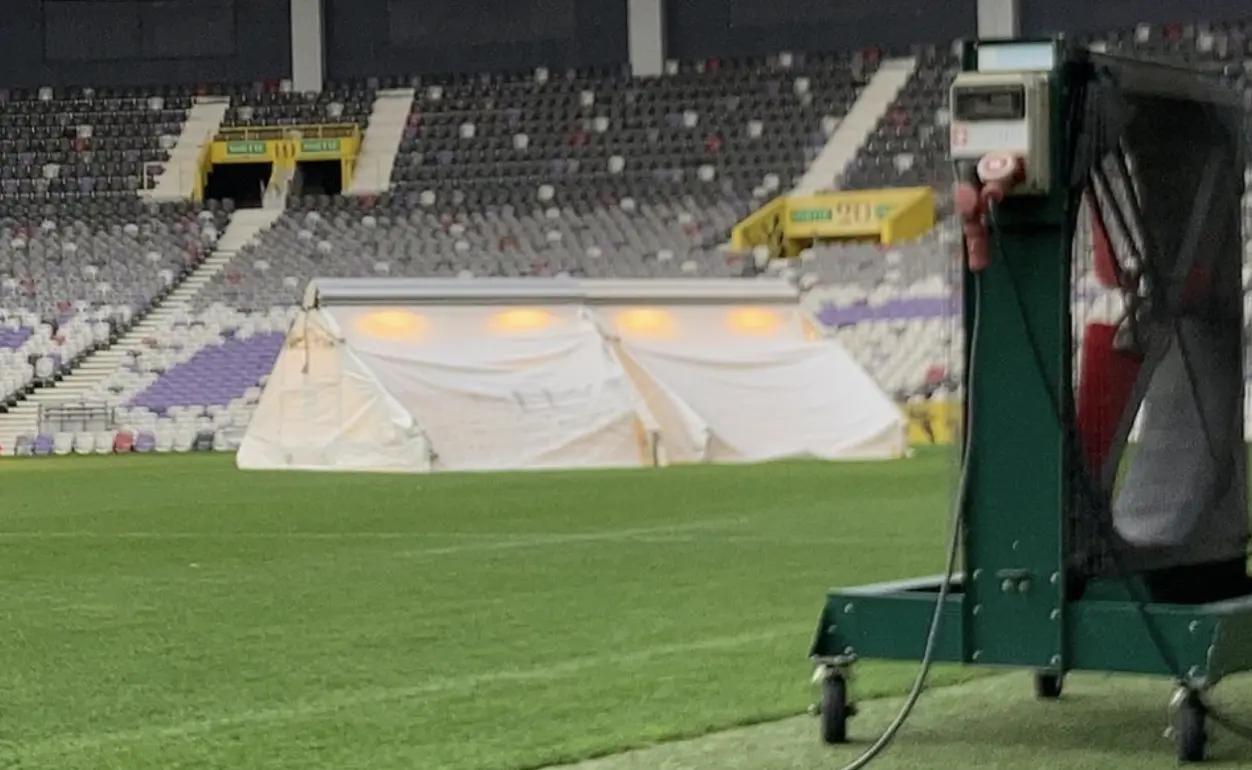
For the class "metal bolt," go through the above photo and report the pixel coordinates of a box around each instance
[1011,539,1021,551]
[1001,579,1015,593]
[972,650,982,661]
[1018,579,1031,594]
[972,603,982,615]
[972,568,983,580]
[826,625,838,634]
[844,646,856,656]
[1049,572,1060,585]
[1050,654,1062,666]
[1049,609,1060,621]
[843,603,855,614]
[1188,621,1200,634]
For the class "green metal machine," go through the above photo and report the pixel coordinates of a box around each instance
[810,39,1252,763]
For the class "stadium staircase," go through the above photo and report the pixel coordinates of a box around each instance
[344,88,417,195]
[143,96,231,202]
[794,57,917,192]
[0,209,284,452]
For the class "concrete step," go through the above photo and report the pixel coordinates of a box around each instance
[794,57,918,193]
[143,98,229,202]
[346,88,415,195]
[85,352,133,363]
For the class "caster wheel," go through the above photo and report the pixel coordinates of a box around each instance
[1034,671,1063,699]
[1172,690,1207,763]
[820,674,850,745]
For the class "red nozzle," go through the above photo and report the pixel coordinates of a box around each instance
[954,182,981,218]
[977,152,1026,208]
[954,181,990,272]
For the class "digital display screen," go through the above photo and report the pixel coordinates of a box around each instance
[977,41,1056,72]
[953,86,1026,121]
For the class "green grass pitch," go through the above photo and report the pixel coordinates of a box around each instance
[0,450,984,769]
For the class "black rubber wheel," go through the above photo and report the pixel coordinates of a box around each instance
[820,674,849,744]
[1034,671,1063,699]
[1173,692,1207,763]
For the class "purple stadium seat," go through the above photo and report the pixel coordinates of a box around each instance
[32,433,54,456]
[134,431,156,453]
[128,333,284,414]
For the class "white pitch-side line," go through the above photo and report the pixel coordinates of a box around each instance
[0,531,533,540]
[0,520,749,561]
[0,520,739,545]
[15,622,811,759]
[403,519,744,557]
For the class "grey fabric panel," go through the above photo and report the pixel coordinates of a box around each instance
[1114,319,1248,569]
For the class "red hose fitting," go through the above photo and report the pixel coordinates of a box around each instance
[954,181,990,272]
[955,153,1027,273]
[977,152,1026,209]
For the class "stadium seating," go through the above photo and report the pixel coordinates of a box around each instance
[0,86,192,197]
[0,198,229,319]
[221,82,377,129]
[0,198,231,445]
[801,223,958,397]
[196,54,868,310]
[45,304,296,452]
[391,55,866,205]
[194,194,752,310]
[9,23,1252,456]
[840,45,957,191]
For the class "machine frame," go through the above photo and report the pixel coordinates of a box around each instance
[809,39,1252,762]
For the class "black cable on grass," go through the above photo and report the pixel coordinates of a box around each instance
[830,273,981,770]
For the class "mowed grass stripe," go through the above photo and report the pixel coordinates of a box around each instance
[0,451,964,769]
[14,624,811,761]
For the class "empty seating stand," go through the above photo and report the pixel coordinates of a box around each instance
[10,27,1252,456]
[391,55,866,210]
[195,193,752,310]
[0,198,232,439]
[197,54,867,310]
[0,197,231,322]
[0,86,192,199]
[840,44,957,191]
[220,82,376,129]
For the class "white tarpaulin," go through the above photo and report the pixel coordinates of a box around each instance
[238,310,433,472]
[239,278,904,473]
[330,304,653,471]
[240,300,654,473]
[598,304,906,462]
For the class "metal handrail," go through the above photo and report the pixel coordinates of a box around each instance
[215,123,361,142]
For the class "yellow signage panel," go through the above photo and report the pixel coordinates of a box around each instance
[209,135,360,165]
[731,187,936,254]
[300,138,342,156]
[783,188,934,240]
[211,141,275,164]
[226,140,268,157]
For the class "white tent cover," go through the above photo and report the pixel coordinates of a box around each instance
[239,279,905,473]
[599,304,905,462]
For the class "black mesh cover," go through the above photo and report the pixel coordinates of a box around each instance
[1066,54,1248,586]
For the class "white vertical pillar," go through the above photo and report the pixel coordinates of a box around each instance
[977,0,1020,39]
[291,0,325,93]
[628,0,665,78]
